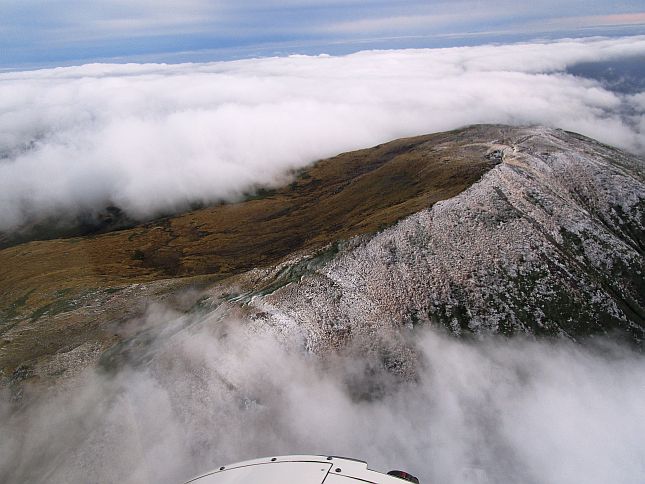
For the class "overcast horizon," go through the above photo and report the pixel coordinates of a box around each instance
[2,1,645,69]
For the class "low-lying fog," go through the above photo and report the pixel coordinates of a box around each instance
[2,305,643,484]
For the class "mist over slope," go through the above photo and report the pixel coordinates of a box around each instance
[1,36,645,235]
[1,309,644,484]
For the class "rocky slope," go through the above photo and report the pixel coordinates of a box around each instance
[0,127,498,390]
[1,125,643,391]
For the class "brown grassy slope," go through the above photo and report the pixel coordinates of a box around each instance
[0,128,498,324]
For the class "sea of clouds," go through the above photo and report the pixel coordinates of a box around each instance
[2,34,645,484]
[1,35,645,233]
[1,305,644,484]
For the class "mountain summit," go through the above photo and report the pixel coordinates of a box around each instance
[233,126,644,358]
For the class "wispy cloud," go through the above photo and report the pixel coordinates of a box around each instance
[321,13,481,34]
[553,12,645,28]
[1,307,644,483]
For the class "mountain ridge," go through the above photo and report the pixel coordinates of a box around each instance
[234,126,644,362]
[1,124,643,392]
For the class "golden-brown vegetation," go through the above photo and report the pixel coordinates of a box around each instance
[0,129,497,377]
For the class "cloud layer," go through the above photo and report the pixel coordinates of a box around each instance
[1,35,645,233]
[1,306,644,484]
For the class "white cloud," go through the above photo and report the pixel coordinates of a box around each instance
[1,35,644,233]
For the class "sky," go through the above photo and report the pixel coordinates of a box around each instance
[2,0,645,68]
